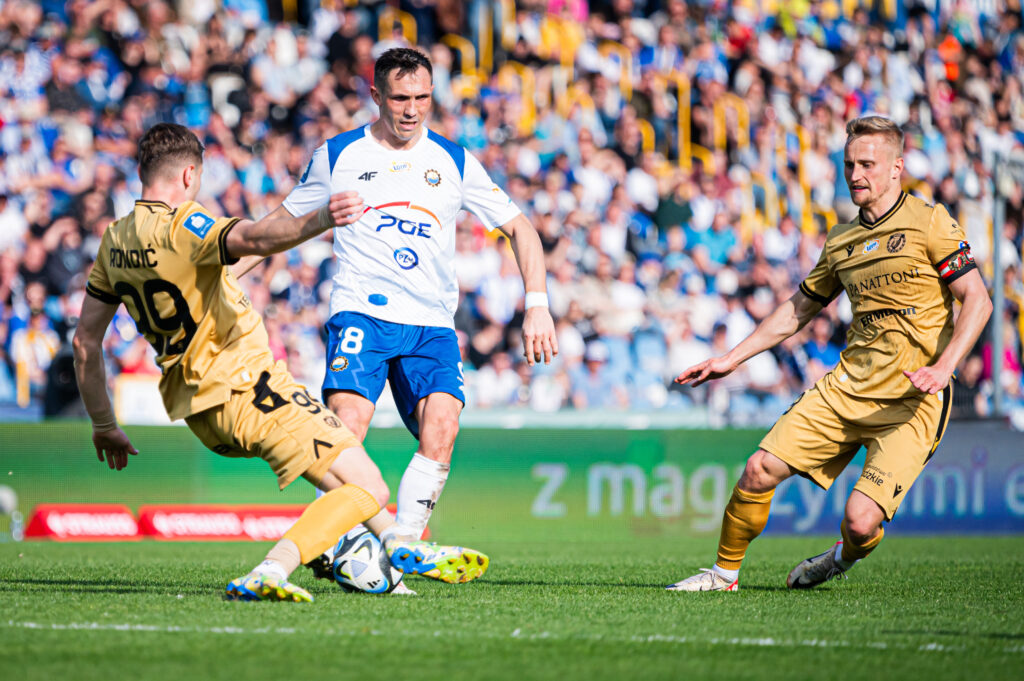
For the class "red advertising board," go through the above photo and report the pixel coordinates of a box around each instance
[25,503,428,541]
[25,504,141,541]
[137,505,307,541]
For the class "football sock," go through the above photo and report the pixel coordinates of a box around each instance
[840,520,884,565]
[394,452,449,540]
[715,485,775,571]
[283,484,380,566]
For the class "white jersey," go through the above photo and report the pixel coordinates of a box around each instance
[283,125,522,328]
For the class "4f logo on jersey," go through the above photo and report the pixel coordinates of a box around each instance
[863,239,879,254]
[358,171,377,181]
[424,169,441,187]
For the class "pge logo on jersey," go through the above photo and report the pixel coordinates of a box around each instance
[393,247,419,270]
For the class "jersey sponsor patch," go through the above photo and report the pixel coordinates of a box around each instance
[863,239,879,254]
[183,212,216,239]
[886,233,905,253]
[393,247,419,270]
[937,245,976,281]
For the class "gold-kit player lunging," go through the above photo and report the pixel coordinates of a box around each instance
[73,123,487,602]
[667,116,993,591]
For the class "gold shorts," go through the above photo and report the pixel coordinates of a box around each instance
[759,371,952,520]
[185,361,361,489]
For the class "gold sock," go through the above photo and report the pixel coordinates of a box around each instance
[283,484,380,565]
[716,485,775,570]
[840,520,884,562]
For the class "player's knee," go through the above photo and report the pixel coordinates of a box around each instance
[361,478,390,511]
[843,514,881,544]
[738,451,778,493]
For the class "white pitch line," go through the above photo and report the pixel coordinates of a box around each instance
[4,620,1021,655]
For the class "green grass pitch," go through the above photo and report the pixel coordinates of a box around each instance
[1,536,1022,681]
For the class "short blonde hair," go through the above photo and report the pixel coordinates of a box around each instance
[845,116,904,156]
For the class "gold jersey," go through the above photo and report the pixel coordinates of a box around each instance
[86,200,274,420]
[798,192,977,399]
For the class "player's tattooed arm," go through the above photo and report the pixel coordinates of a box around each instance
[496,213,558,365]
[225,192,364,260]
[72,295,139,471]
[904,268,992,394]
[676,289,823,387]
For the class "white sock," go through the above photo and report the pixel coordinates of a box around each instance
[394,452,450,540]
[254,559,288,581]
[834,542,856,570]
[711,564,739,582]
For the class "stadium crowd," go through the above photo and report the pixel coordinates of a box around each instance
[0,0,1022,426]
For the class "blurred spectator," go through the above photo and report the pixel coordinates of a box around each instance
[0,0,1019,428]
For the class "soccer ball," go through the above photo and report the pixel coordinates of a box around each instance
[331,527,404,594]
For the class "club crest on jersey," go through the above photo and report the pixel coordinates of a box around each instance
[424,169,441,187]
[183,212,215,239]
[394,247,419,270]
[330,356,349,372]
[887,233,905,253]
[391,161,412,173]
[863,239,879,254]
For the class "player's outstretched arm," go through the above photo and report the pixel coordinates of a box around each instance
[496,213,558,366]
[72,295,139,471]
[676,289,822,387]
[225,191,364,261]
[903,268,992,394]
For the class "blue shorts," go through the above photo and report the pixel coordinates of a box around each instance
[322,311,465,439]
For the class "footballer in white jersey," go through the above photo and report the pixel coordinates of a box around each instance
[283,124,521,329]
[270,48,558,551]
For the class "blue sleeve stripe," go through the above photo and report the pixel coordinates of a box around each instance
[427,129,465,179]
[327,126,366,174]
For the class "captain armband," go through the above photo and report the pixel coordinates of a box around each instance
[936,244,976,283]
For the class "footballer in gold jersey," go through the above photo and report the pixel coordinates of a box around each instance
[667,116,992,593]
[73,124,488,601]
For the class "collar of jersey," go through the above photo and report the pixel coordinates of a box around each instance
[857,192,907,230]
[136,199,171,211]
[367,124,431,152]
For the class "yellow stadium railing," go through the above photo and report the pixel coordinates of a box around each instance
[713,93,750,152]
[795,125,815,234]
[750,170,781,228]
[379,7,417,45]
[557,83,596,121]
[442,34,480,82]
[599,41,633,101]
[654,71,691,172]
[691,144,716,176]
[480,4,493,75]
[637,118,655,154]
[500,0,517,51]
[497,62,536,136]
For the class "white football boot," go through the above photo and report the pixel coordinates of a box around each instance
[786,541,848,589]
[665,568,739,592]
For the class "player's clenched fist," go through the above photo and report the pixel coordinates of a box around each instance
[326,191,365,227]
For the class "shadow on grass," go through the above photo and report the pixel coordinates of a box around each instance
[883,630,1024,641]
[0,577,209,594]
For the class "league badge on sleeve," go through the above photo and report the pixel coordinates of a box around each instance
[183,212,216,239]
